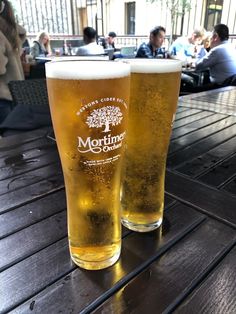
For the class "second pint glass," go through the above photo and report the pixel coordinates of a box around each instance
[121,59,181,232]
[46,61,130,270]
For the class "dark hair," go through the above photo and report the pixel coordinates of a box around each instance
[108,31,116,38]
[214,24,229,41]
[83,26,97,40]
[0,0,20,50]
[150,26,166,36]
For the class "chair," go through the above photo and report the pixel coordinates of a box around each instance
[223,74,236,86]
[29,63,46,79]
[104,48,115,60]
[66,39,84,48]
[50,39,64,51]
[8,79,49,111]
[0,79,52,136]
[120,46,136,58]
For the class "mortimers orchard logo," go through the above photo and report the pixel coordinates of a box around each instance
[77,105,126,154]
[86,106,123,133]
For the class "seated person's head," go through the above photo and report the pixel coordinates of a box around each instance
[83,27,97,44]
[149,26,166,49]
[107,31,116,45]
[38,32,50,46]
[190,28,205,45]
[202,32,211,51]
[210,24,229,48]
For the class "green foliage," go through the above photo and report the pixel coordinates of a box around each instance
[147,0,192,14]
[146,0,193,42]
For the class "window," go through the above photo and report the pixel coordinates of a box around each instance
[86,0,97,4]
[204,0,223,31]
[125,2,135,35]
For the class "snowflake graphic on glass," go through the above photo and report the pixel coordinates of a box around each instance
[86,106,123,132]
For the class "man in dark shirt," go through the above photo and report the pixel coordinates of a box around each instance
[136,26,166,58]
[100,31,117,50]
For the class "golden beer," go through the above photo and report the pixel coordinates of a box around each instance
[46,61,130,269]
[121,59,181,232]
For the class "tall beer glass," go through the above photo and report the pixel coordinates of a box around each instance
[46,61,130,270]
[120,59,181,232]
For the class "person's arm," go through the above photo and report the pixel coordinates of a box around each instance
[136,44,153,58]
[196,46,207,59]
[195,48,217,71]
[30,42,40,59]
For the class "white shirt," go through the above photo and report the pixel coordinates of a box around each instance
[76,42,104,56]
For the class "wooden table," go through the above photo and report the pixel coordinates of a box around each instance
[1,87,236,313]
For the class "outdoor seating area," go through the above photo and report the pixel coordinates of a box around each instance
[1,0,236,313]
[1,86,236,313]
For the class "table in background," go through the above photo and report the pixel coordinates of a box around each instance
[35,55,110,62]
[0,87,236,313]
[182,67,210,86]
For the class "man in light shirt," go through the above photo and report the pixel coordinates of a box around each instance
[195,24,236,85]
[76,27,104,56]
[169,28,205,60]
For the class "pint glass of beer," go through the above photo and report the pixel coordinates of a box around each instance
[120,59,181,232]
[46,61,130,270]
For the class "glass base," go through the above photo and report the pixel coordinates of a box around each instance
[70,247,121,270]
[121,217,163,232]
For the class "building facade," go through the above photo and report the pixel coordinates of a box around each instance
[100,0,235,37]
[12,0,236,40]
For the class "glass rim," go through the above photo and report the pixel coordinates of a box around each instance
[45,59,131,80]
[116,58,182,73]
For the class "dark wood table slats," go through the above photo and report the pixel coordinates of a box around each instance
[179,87,236,116]
[168,123,236,168]
[171,113,228,140]
[0,162,62,196]
[5,204,205,314]
[1,87,236,313]
[0,238,74,314]
[92,220,236,314]
[0,211,67,272]
[166,170,236,228]
[174,108,201,120]
[0,127,52,152]
[0,190,66,239]
[197,153,236,188]
[0,173,64,214]
[223,179,236,195]
[175,135,236,178]
[172,110,214,130]
[169,115,236,154]
[0,150,60,181]
[174,245,236,314]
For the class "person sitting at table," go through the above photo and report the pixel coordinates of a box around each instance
[136,26,166,58]
[169,28,205,60]
[0,0,25,123]
[196,32,211,59]
[195,24,236,88]
[76,27,104,56]
[30,31,51,60]
[100,31,117,50]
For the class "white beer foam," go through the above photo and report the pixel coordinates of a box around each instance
[46,60,130,79]
[118,59,182,73]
